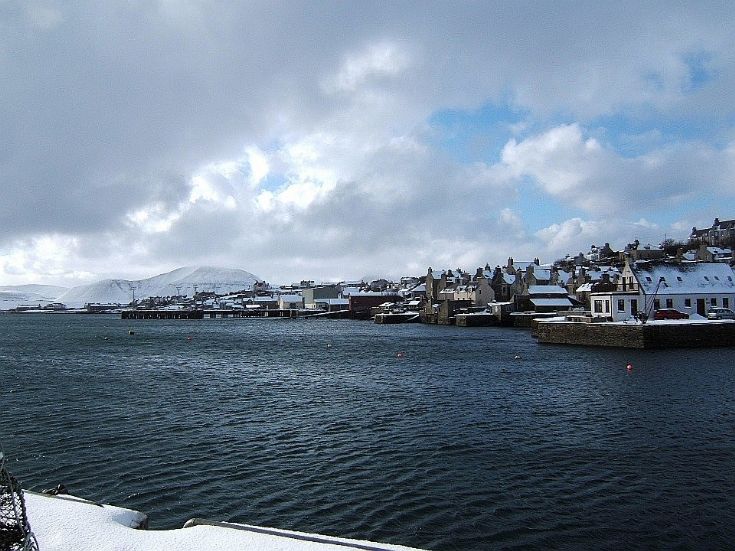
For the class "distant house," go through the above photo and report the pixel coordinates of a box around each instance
[314,298,350,312]
[349,292,403,318]
[697,244,733,263]
[436,268,494,306]
[590,260,735,321]
[515,285,575,313]
[278,294,304,309]
[303,285,340,308]
[247,296,278,310]
[424,266,495,323]
[690,217,735,247]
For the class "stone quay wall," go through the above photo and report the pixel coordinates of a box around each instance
[535,321,735,349]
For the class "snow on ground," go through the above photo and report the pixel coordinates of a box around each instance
[25,492,424,551]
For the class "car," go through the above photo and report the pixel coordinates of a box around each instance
[706,307,735,320]
[653,308,689,320]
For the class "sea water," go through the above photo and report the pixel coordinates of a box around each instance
[1,314,734,549]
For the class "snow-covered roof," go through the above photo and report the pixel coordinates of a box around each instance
[707,247,732,255]
[575,283,593,292]
[682,251,697,261]
[556,270,571,285]
[340,286,363,296]
[585,268,620,282]
[316,298,350,305]
[530,297,573,307]
[631,262,735,295]
[278,295,303,302]
[530,268,551,280]
[528,285,567,295]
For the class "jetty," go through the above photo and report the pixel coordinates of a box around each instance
[121,308,305,320]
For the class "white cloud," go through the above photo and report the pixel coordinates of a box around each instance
[325,41,411,94]
[498,124,735,214]
[2,3,735,285]
[25,2,64,30]
[535,218,606,252]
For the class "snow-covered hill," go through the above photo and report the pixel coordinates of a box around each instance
[56,266,261,307]
[0,284,68,310]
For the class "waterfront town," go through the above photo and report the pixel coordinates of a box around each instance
[4,218,735,344]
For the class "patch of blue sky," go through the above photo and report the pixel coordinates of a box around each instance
[649,197,713,228]
[511,179,583,234]
[589,110,734,158]
[427,101,530,164]
[682,51,717,93]
[258,173,288,192]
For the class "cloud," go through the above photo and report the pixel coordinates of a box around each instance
[325,41,411,94]
[2,2,735,285]
[499,124,735,214]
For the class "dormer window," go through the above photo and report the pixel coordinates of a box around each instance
[676,276,683,282]
[645,276,652,282]
[704,276,710,281]
[715,276,720,281]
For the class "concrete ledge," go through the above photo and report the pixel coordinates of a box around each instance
[535,320,735,349]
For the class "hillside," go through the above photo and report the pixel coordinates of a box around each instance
[0,284,69,310]
[56,266,261,307]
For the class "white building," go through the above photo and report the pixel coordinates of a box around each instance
[590,261,735,321]
[277,294,304,309]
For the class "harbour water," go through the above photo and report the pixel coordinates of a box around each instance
[2,314,734,549]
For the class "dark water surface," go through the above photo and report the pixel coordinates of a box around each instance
[1,314,734,549]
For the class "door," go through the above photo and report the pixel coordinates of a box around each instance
[697,298,706,316]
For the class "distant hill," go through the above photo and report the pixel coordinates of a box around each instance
[0,284,69,310]
[56,266,261,307]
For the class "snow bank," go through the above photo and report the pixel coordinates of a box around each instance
[26,492,424,551]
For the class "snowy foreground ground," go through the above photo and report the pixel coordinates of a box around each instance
[26,492,424,551]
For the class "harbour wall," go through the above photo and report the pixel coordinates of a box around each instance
[535,320,735,349]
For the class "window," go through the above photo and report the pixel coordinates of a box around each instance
[724,298,730,308]
[617,299,625,312]
[594,300,603,313]
[666,299,673,308]
[711,298,717,306]
[604,301,610,313]
[677,276,683,282]
[685,298,691,307]
[654,299,660,310]
[645,276,653,282]
[704,276,710,281]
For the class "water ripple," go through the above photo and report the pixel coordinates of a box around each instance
[1,316,735,549]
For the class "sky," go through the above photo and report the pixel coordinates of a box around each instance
[2,1,735,287]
